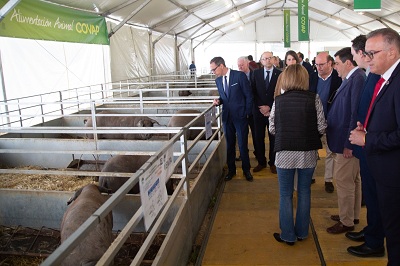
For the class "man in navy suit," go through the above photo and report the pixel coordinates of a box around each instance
[252,51,282,174]
[345,34,385,258]
[309,51,342,193]
[237,56,257,161]
[298,51,314,76]
[350,28,400,266]
[326,47,365,234]
[210,56,254,182]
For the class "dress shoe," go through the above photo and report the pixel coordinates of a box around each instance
[311,179,316,184]
[270,165,277,174]
[327,221,354,234]
[273,233,294,246]
[345,231,365,242]
[235,156,241,161]
[253,164,266,172]
[347,243,385,257]
[225,172,236,181]
[325,182,334,193]
[244,171,253,182]
[330,214,359,224]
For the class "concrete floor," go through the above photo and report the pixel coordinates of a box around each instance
[201,144,388,265]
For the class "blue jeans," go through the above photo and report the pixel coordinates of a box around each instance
[277,167,315,242]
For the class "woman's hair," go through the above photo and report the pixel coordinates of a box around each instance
[274,74,284,98]
[279,64,309,92]
[284,50,300,64]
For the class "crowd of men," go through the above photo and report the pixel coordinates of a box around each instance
[210,27,400,266]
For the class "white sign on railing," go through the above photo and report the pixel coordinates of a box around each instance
[139,148,173,230]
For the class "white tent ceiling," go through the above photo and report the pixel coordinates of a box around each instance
[43,0,400,44]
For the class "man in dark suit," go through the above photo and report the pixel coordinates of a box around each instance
[345,34,385,258]
[309,51,342,193]
[298,51,314,76]
[350,28,400,266]
[251,51,282,174]
[237,56,257,161]
[326,47,365,234]
[210,56,254,182]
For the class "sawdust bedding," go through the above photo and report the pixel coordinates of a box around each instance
[0,165,95,191]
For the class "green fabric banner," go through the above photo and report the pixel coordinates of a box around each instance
[298,0,309,41]
[354,0,381,11]
[0,0,109,45]
[284,10,290,48]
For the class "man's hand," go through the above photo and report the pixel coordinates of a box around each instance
[213,99,220,106]
[343,148,353,159]
[349,121,366,146]
[258,105,271,116]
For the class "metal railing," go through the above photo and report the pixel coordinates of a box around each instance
[0,75,224,265]
[0,76,217,129]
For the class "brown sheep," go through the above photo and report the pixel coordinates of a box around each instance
[98,155,150,194]
[84,110,158,140]
[60,184,113,266]
[167,109,205,140]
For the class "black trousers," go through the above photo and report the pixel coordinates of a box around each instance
[252,109,275,167]
[356,148,385,249]
[375,181,400,266]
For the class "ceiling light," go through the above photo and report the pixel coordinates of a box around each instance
[336,19,341,24]
[239,26,243,30]
[93,3,99,12]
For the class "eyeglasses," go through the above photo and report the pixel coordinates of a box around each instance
[211,64,220,73]
[363,50,383,60]
[261,57,272,61]
[315,62,328,68]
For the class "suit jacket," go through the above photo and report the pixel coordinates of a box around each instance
[251,67,282,110]
[353,72,380,159]
[356,73,381,124]
[365,63,400,187]
[301,61,314,76]
[309,69,342,116]
[327,68,366,153]
[216,69,253,123]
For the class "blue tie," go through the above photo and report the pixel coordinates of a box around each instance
[224,76,229,97]
[265,70,270,89]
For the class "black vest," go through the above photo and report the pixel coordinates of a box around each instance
[274,90,322,152]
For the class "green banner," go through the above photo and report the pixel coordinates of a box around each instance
[298,0,309,41]
[284,10,290,48]
[0,0,109,45]
[354,0,381,11]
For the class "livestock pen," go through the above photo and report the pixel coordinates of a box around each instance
[0,75,226,265]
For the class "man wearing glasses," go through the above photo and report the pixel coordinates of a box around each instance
[350,28,400,266]
[309,51,342,193]
[326,47,365,234]
[210,56,254,182]
[251,51,282,174]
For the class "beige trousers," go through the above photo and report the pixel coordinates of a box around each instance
[332,153,362,227]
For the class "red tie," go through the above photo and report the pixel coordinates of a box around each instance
[364,77,385,129]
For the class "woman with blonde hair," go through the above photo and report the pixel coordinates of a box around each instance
[269,64,326,245]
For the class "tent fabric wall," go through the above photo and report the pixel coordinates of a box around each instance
[179,42,191,75]
[109,22,150,81]
[109,21,193,81]
[153,32,176,75]
[0,37,111,101]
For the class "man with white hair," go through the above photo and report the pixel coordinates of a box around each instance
[237,56,257,162]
